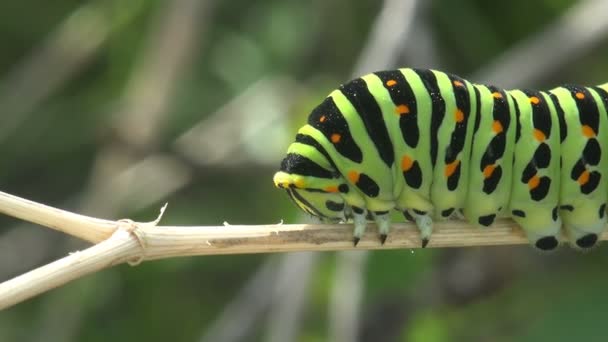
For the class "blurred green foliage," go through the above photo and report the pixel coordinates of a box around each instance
[1,0,608,341]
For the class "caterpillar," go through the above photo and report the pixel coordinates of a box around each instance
[273,68,608,251]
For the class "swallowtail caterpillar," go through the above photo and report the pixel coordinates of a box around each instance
[273,68,608,251]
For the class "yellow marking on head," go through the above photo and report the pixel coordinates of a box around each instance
[277,181,290,188]
[578,170,590,185]
[492,92,503,99]
[453,80,464,87]
[533,129,546,142]
[320,115,327,123]
[395,104,410,115]
[325,185,339,193]
[575,92,585,100]
[582,125,596,138]
[492,120,503,134]
[273,173,289,188]
[348,171,360,184]
[528,175,540,190]
[455,109,464,123]
[444,160,460,177]
[529,96,540,105]
[331,133,341,143]
[401,155,414,171]
[386,79,397,87]
[483,164,496,179]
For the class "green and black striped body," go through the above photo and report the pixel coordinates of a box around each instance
[273,68,608,250]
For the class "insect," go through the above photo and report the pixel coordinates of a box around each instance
[273,68,608,251]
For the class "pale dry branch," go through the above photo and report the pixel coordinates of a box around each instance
[0,191,115,243]
[0,228,140,309]
[1,189,604,310]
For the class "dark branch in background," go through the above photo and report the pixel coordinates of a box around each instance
[263,253,319,342]
[198,258,281,342]
[352,0,420,76]
[0,2,129,144]
[80,0,211,217]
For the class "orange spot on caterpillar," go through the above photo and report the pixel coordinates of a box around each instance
[320,115,327,123]
[386,79,397,87]
[582,125,596,138]
[348,171,360,184]
[453,80,464,87]
[395,104,410,115]
[401,155,414,171]
[492,120,503,134]
[325,186,339,193]
[455,109,464,123]
[533,129,546,142]
[529,96,540,105]
[492,92,503,99]
[575,92,585,100]
[331,133,341,143]
[528,175,540,190]
[445,160,460,177]
[578,170,590,185]
[483,164,496,179]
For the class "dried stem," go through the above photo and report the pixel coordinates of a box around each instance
[0,191,115,243]
[0,189,599,310]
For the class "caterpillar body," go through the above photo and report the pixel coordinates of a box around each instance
[273,68,608,251]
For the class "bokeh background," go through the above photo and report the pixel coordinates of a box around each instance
[2,0,608,341]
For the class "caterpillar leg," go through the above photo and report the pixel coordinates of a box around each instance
[561,205,606,249]
[519,220,562,251]
[564,222,603,249]
[453,208,466,220]
[352,207,368,246]
[372,211,391,244]
[404,209,433,248]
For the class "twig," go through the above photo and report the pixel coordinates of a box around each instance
[0,228,139,309]
[1,188,598,310]
[0,191,115,243]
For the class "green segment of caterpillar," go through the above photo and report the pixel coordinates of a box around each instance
[274,68,608,251]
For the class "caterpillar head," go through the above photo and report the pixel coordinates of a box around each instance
[273,171,347,222]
